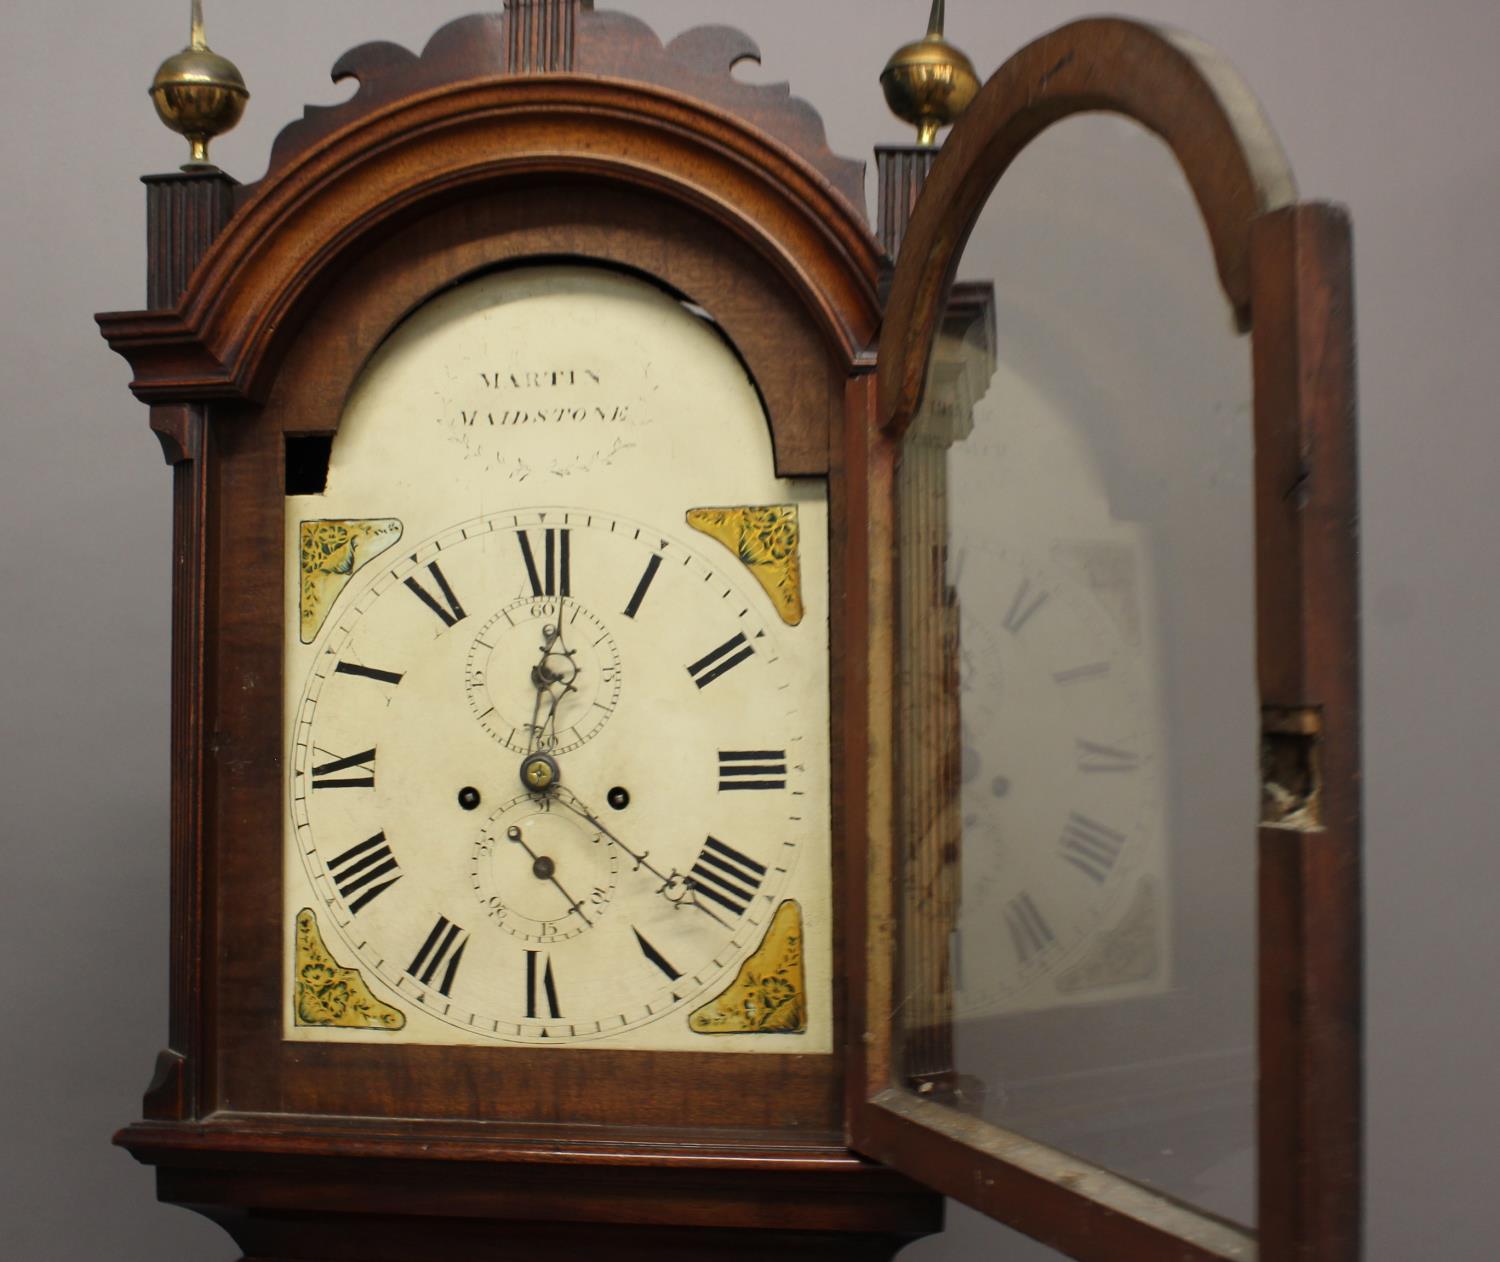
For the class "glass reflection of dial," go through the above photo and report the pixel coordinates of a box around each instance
[465,597,621,755]
[290,506,809,1043]
[954,541,1161,1014]
[472,794,618,943]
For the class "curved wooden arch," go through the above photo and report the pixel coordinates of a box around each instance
[262,182,848,477]
[878,17,1297,436]
[99,75,882,408]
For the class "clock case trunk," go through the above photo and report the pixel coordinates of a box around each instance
[100,5,937,1258]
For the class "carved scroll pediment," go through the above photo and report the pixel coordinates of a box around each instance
[259,15,506,183]
[583,18,867,214]
[250,5,866,219]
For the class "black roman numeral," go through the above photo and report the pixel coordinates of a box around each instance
[1004,892,1056,964]
[404,560,466,627]
[632,928,682,980]
[687,836,767,917]
[623,553,662,619]
[687,632,754,689]
[325,831,402,912]
[311,747,376,789]
[407,916,468,996]
[717,750,787,791]
[526,950,562,1018]
[334,661,404,685]
[1002,577,1049,634]
[1076,739,1140,773]
[1059,813,1126,884]
[519,528,570,598]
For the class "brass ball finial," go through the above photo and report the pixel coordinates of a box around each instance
[150,1,249,168]
[880,0,980,146]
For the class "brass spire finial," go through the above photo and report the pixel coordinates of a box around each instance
[880,0,980,146]
[149,0,249,168]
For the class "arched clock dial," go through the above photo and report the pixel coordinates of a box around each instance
[283,264,832,1054]
[291,507,812,1043]
[951,540,1168,1017]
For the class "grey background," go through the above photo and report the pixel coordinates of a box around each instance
[1,1,1493,1257]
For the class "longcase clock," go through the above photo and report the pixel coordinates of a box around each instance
[101,3,1362,1260]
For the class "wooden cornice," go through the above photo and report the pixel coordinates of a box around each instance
[99,76,882,406]
[254,8,867,216]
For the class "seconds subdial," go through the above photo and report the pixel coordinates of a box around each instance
[464,595,622,755]
[472,794,618,943]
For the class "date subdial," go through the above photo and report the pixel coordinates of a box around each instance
[464,596,622,755]
[471,794,618,943]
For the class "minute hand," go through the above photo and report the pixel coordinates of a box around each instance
[551,787,730,928]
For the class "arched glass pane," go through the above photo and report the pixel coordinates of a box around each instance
[893,113,1257,1231]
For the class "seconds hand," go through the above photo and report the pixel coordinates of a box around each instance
[527,606,579,755]
[525,619,562,755]
[506,823,591,927]
[542,597,579,750]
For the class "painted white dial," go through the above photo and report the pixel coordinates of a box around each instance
[290,508,810,1043]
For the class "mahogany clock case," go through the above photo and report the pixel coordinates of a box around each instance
[97,10,939,1254]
